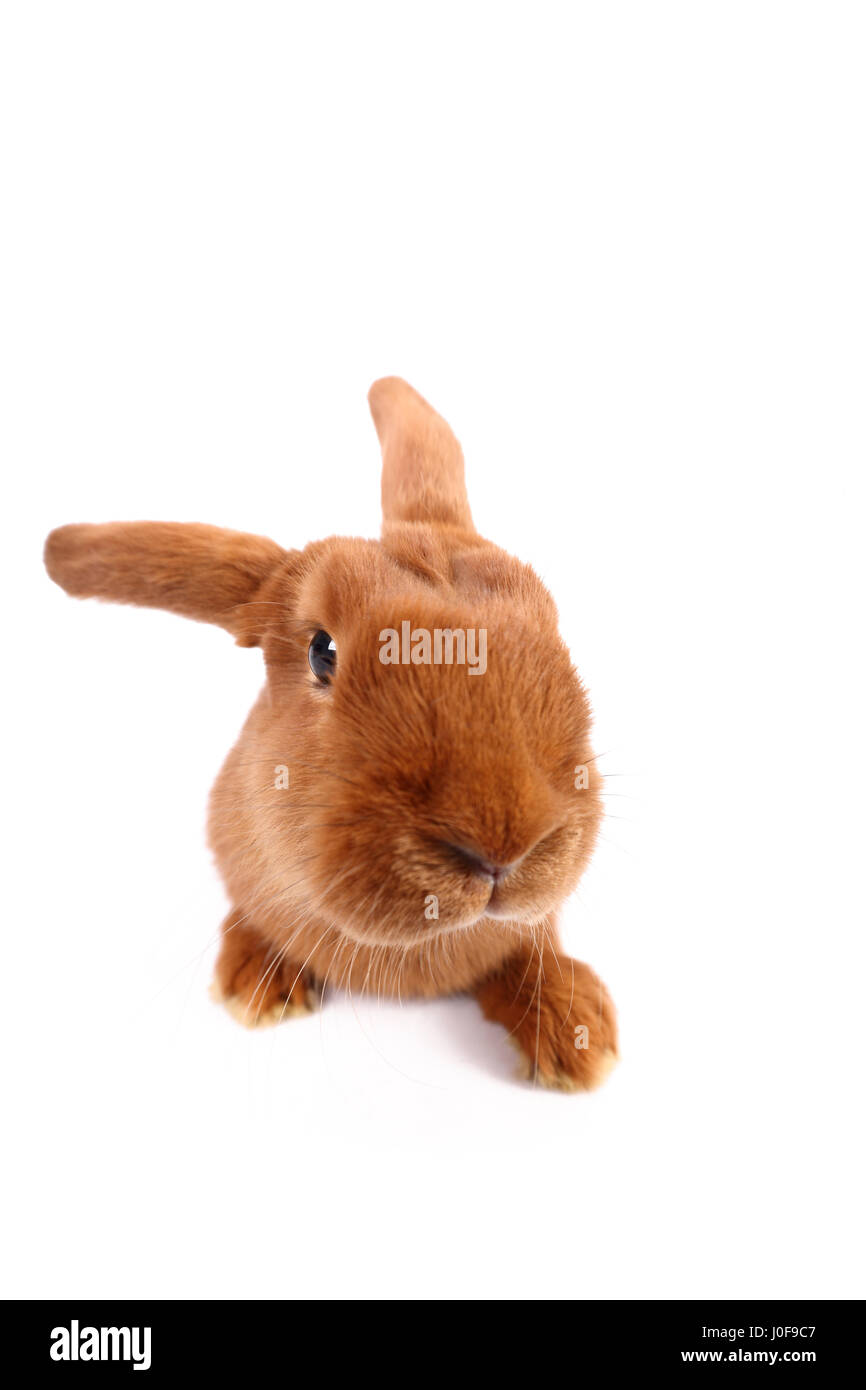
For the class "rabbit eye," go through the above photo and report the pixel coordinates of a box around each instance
[308,630,337,683]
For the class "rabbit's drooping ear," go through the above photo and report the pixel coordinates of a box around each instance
[44,522,290,643]
[369,377,475,532]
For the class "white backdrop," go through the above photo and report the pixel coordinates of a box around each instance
[2,2,864,1299]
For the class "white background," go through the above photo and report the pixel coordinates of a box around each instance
[2,2,864,1300]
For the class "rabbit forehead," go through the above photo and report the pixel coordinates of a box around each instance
[295,528,559,632]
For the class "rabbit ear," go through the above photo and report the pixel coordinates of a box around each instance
[44,522,291,644]
[369,377,475,532]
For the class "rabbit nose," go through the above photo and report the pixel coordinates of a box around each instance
[445,843,514,882]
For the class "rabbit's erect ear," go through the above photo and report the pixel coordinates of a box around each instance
[44,522,291,644]
[369,377,475,532]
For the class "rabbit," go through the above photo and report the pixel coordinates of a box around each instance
[44,378,617,1090]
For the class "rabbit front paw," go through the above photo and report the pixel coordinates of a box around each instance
[212,914,316,1027]
[475,946,618,1091]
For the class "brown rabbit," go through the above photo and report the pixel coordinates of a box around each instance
[44,378,617,1090]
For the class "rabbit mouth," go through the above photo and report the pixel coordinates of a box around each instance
[435,827,576,921]
[484,882,512,917]
[481,892,556,927]
[303,819,585,947]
